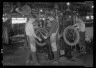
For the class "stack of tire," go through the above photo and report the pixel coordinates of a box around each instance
[2,27,9,44]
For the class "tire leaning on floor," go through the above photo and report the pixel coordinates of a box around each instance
[3,27,9,44]
[63,26,80,46]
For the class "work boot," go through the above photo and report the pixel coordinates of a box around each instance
[31,52,40,65]
[26,50,32,65]
[26,60,30,65]
[52,51,59,64]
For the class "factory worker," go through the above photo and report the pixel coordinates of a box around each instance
[16,4,41,65]
[44,16,59,63]
[73,16,85,52]
[25,18,41,65]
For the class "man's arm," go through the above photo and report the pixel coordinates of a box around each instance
[31,29,39,39]
[46,22,55,38]
[25,18,40,40]
[46,20,59,38]
[46,30,53,38]
[30,18,41,39]
[31,30,42,41]
[75,18,85,32]
[78,18,85,32]
[30,23,41,41]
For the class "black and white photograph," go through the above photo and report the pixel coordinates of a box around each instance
[2,2,93,67]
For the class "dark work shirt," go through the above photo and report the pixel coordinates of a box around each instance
[47,20,59,38]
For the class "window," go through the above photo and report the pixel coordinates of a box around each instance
[12,18,27,24]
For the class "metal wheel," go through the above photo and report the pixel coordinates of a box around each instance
[35,27,49,46]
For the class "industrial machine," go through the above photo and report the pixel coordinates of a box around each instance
[2,2,93,60]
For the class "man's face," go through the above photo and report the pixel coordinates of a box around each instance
[48,16,54,21]
[28,18,35,24]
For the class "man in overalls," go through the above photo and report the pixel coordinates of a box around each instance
[43,4,59,64]
[73,16,85,52]
[25,18,41,65]
[16,4,41,65]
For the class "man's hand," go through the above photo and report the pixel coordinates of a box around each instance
[73,23,78,27]
[85,36,92,43]
[44,36,47,39]
[73,23,80,30]
[58,34,62,38]
[37,37,42,41]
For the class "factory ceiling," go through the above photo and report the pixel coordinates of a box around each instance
[3,2,93,16]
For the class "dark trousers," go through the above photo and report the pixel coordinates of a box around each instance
[79,32,86,51]
[26,47,32,61]
[79,32,85,46]
[26,36,32,62]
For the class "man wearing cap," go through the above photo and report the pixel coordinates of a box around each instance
[16,4,41,65]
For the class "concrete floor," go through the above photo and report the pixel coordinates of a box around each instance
[2,42,93,67]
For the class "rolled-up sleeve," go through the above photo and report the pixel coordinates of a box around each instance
[25,19,37,39]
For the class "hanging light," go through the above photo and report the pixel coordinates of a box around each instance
[42,18,45,20]
[91,15,93,19]
[66,2,70,6]
[92,5,94,8]
[66,2,71,12]
[40,9,43,12]
[86,16,90,20]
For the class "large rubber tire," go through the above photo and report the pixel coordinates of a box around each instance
[63,26,80,46]
[3,27,9,44]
